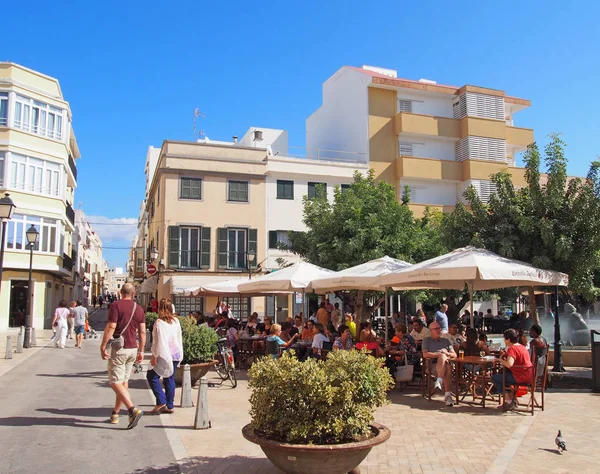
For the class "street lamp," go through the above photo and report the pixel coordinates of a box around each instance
[24,224,39,348]
[0,193,16,295]
[247,250,256,279]
[150,247,159,262]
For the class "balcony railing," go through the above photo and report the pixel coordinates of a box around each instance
[68,155,78,182]
[62,252,74,272]
[66,202,75,226]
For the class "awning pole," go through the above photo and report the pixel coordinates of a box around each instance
[385,288,389,344]
[469,282,474,329]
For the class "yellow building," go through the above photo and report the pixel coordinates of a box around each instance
[0,63,80,330]
[141,140,268,317]
[307,65,534,216]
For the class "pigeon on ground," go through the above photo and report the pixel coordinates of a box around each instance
[555,430,567,453]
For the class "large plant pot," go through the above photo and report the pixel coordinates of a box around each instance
[242,423,391,474]
[174,361,217,386]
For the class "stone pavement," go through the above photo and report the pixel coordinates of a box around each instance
[0,307,177,474]
[155,371,600,474]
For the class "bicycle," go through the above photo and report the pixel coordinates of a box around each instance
[214,337,237,388]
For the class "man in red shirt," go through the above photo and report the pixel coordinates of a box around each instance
[100,283,146,429]
[492,328,533,411]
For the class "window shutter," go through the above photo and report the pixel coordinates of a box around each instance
[200,227,211,269]
[248,228,258,268]
[217,228,228,269]
[269,230,277,249]
[168,226,179,268]
[398,99,412,113]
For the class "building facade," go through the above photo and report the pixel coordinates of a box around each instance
[0,62,80,330]
[306,65,534,216]
[133,129,367,318]
[73,210,104,306]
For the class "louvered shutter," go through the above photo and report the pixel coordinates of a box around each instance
[168,226,179,268]
[399,141,414,156]
[200,227,211,269]
[248,229,258,268]
[398,99,412,113]
[217,228,228,269]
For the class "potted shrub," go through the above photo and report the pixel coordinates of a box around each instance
[243,350,393,474]
[174,317,219,385]
[145,312,158,339]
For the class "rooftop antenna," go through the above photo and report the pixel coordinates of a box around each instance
[193,108,205,139]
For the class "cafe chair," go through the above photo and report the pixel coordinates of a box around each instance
[501,354,549,415]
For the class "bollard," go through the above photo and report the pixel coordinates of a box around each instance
[194,376,210,429]
[16,331,23,353]
[180,364,193,408]
[5,336,13,359]
[144,329,152,352]
[30,328,37,347]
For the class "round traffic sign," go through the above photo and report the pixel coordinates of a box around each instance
[147,264,157,275]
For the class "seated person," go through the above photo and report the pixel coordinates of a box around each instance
[261,317,273,336]
[357,321,376,342]
[290,314,303,338]
[266,323,300,358]
[386,323,417,375]
[311,323,330,357]
[280,321,294,342]
[333,324,353,350]
[302,320,317,343]
[410,319,430,344]
[529,324,548,374]
[246,312,259,335]
[345,312,357,339]
[355,330,385,357]
[442,323,463,348]
[461,328,489,357]
[491,329,534,411]
[422,322,457,407]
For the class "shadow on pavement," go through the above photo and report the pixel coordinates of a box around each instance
[36,407,113,417]
[538,448,561,455]
[388,391,506,416]
[127,455,279,474]
[0,415,116,430]
[36,371,106,379]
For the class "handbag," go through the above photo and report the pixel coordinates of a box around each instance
[106,303,137,352]
[395,355,414,382]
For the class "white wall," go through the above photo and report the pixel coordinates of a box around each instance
[400,178,457,206]
[397,90,454,118]
[238,127,288,150]
[145,146,160,198]
[398,136,456,161]
[306,67,370,161]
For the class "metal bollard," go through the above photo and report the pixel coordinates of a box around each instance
[144,329,152,352]
[16,331,23,353]
[194,376,210,429]
[5,336,13,359]
[180,364,193,408]
[30,328,37,347]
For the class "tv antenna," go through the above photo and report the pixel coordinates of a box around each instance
[193,108,205,139]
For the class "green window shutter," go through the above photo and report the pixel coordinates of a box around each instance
[269,230,277,249]
[200,227,211,269]
[168,226,179,268]
[248,228,258,268]
[217,228,228,269]
[181,179,190,198]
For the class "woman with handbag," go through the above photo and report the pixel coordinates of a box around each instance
[147,299,183,414]
[51,300,70,349]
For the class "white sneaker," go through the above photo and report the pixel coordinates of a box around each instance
[434,379,443,391]
[445,394,454,407]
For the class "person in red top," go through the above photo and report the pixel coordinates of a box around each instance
[101,283,147,429]
[492,328,533,411]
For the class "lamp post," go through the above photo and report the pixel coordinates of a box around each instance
[24,225,39,349]
[246,250,256,279]
[149,247,159,300]
[552,286,565,372]
[0,193,16,295]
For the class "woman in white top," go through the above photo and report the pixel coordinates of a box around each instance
[147,298,184,414]
[51,300,70,349]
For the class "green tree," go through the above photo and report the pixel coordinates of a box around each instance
[444,134,600,321]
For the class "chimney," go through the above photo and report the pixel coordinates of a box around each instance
[232,136,238,143]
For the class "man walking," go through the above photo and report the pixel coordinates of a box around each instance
[100,283,146,429]
[435,304,449,333]
[72,300,88,348]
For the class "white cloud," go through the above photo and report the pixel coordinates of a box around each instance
[85,215,137,243]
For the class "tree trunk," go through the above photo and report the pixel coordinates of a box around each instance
[356,290,365,324]
[528,287,539,325]
[445,293,470,325]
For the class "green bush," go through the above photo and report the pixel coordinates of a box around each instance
[179,316,219,364]
[248,349,393,445]
[145,312,158,332]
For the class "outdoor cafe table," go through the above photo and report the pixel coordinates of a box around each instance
[451,355,501,408]
[237,336,266,369]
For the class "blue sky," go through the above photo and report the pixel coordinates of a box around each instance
[4,0,600,267]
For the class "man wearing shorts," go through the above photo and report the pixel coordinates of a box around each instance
[422,322,456,407]
[71,300,88,348]
[100,283,146,429]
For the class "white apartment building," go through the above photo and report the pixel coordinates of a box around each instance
[74,210,104,306]
[105,266,126,296]
[0,62,81,330]
[306,65,533,217]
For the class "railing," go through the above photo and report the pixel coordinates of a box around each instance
[268,145,368,164]
[68,155,77,182]
[505,120,514,126]
[62,252,74,272]
[66,202,75,226]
